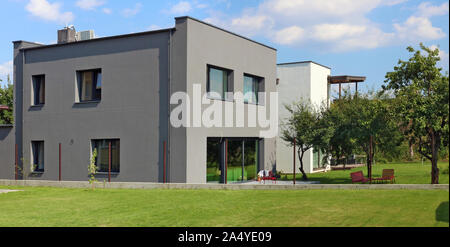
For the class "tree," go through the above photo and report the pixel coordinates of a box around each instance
[0,74,13,124]
[383,43,449,184]
[281,100,333,180]
[326,92,401,180]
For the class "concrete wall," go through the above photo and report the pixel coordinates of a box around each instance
[276,62,330,174]
[14,31,170,182]
[177,17,277,183]
[0,126,14,179]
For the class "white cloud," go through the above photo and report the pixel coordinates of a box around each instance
[430,45,449,70]
[274,26,304,45]
[202,0,447,52]
[0,60,13,84]
[25,0,74,24]
[76,0,105,10]
[170,1,192,14]
[148,24,161,31]
[394,16,446,41]
[417,2,449,17]
[122,3,142,17]
[102,7,111,14]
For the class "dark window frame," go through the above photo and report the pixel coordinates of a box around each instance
[91,139,120,173]
[243,73,265,105]
[206,64,234,101]
[77,69,102,102]
[31,140,44,173]
[32,74,45,106]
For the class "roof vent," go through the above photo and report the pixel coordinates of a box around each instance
[57,25,77,44]
[76,30,95,41]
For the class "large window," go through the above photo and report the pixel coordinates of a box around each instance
[91,139,120,173]
[31,141,44,172]
[77,69,102,102]
[207,138,259,183]
[207,65,233,100]
[32,75,45,105]
[243,74,263,104]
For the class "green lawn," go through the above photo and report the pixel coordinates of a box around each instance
[0,186,448,227]
[281,162,449,184]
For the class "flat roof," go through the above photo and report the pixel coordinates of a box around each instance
[15,28,175,51]
[328,75,366,84]
[277,61,331,70]
[15,16,276,52]
[175,16,276,51]
[0,105,10,110]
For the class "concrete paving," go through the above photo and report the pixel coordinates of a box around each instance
[0,179,448,190]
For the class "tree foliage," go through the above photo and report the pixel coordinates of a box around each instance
[281,100,333,180]
[383,43,449,184]
[0,75,13,124]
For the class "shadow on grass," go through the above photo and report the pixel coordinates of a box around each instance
[435,201,449,223]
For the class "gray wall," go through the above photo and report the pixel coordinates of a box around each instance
[15,31,170,182]
[0,126,14,179]
[177,17,277,183]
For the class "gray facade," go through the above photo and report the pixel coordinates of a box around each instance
[2,16,277,183]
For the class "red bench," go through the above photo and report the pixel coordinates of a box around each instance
[350,171,370,184]
[372,169,395,184]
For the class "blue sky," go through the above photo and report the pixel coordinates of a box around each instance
[0,0,449,96]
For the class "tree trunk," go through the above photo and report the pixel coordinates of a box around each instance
[431,131,440,184]
[297,149,308,181]
[408,139,414,159]
[366,135,374,182]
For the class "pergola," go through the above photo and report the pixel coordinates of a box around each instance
[328,75,366,99]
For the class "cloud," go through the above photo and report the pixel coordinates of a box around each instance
[148,24,161,31]
[170,1,192,14]
[430,45,449,70]
[394,16,446,41]
[122,3,142,17]
[25,0,74,24]
[417,1,449,17]
[0,60,13,84]
[202,0,447,52]
[274,26,304,45]
[76,0,106,10]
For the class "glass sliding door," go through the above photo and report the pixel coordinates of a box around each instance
[206,137,260,183]
[227,140,243,183]
[243,140,258,181]
[207,138,222,183]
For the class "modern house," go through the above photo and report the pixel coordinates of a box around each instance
[276,61,365,174]
[0,16,277,183]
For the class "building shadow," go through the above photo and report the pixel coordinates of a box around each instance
[435,201,449,223]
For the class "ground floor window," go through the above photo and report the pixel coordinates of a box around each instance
[31,141,44,172]
[91,139,120,173]
[207,137,259,183]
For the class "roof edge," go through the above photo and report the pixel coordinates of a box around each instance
[17,28,175,51]
[175,16,277,51]
[277,61,331,70]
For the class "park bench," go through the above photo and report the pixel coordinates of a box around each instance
[350,171,370,184]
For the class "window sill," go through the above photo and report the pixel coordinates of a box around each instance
[30,171,44,174]
[96,172,120,175]
[29,104,44,109]
[74,100,101,104]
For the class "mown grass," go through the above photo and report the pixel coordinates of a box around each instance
[281,162,449,184]
[0,186,448,227]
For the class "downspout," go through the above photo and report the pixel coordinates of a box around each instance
[167,29,173,183]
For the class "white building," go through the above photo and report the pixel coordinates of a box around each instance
[276,61,331,174]
[276,61,365,174]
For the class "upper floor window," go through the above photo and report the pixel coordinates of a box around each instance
[32,75,45,105]
[243,74,264,104]
[207,65,233,100]
[31,141,44,172]
[91,139,120,173]
[77,69,102,102]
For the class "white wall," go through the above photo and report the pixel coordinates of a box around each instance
[276,62,330,174]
